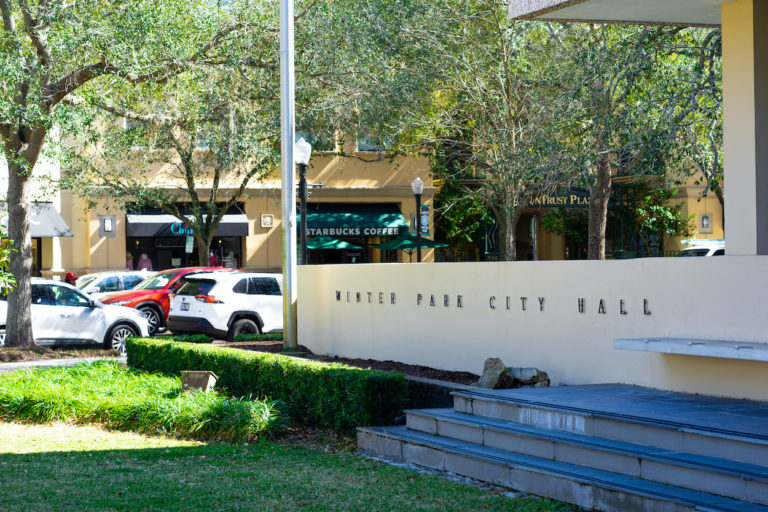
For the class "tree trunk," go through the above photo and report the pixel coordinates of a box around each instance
[587,155,612,260]
[6,162,34,346]
[498,210,520,261]
[196,232,213,267]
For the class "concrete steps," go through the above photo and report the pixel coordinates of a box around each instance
[357,384,768,511]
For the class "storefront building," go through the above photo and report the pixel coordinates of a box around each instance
[43,141,433,278]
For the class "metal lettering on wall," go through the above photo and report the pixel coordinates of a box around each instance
[335,290,651,316]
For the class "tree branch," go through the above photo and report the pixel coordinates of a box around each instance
[0,0,15,33]
[19,0,51,68]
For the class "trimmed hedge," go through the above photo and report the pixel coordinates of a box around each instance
[156,334,213,344]
[232,333,283,342]
[126,338,407,434]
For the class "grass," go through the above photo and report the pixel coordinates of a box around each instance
[0,361,283,441]
[0,421,578,512]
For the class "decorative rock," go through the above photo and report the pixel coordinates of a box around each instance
[476,358,516,389]
[509,367,550,387]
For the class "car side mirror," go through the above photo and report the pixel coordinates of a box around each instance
[89,299,98,308]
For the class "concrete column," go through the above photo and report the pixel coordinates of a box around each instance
[722,0,768,254]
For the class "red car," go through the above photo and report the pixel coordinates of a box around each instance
[98,267,232,335]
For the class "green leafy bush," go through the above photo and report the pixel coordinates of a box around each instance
[232,333,283,342]
[156,334,213,344]
[0,361,283,441]
[127,337,407,434]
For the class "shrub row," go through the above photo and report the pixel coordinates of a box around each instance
[127,337,407,434]
[156,334,213,344]
[0,361,283,441]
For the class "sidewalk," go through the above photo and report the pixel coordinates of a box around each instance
[0,356,127,373]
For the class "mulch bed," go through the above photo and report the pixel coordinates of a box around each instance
[0,341,481,386]
[215,340,481,386]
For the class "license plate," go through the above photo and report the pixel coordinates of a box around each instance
[180,302,190,311]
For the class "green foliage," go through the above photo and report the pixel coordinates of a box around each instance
[156,333,213,344]
[233,333,283,342]
[541,209,589,246]
[0,361,283,441]
[636,186,695,255]
[0,217,16,295]
[127,337,408,434]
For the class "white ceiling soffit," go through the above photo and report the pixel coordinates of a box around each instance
[509,0,728,27]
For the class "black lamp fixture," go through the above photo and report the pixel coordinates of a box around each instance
[295,137,313,265]
[411,176,424,263]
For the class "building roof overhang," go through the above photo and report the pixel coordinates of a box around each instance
[509,0,728,27]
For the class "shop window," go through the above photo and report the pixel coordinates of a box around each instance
[356,136,392,152]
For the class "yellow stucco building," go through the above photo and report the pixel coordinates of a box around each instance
[35,140,433,279]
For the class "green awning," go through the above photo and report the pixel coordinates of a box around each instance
[305,236,362,250]
[301,203,407,238]
[372,233,449,250]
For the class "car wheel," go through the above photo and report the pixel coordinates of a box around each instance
[105,324,137,354]
[0,326,5,347]
[138,306,162,336]
[227,319,260,341]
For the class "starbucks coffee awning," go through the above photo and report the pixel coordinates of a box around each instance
[0,202,73,237]
[301,203,408,238]
[126,213,249,237]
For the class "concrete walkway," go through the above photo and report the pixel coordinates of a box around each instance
[0,356,126,373]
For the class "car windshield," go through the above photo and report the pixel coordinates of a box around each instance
[75,276,98,289]
[133,271,179,290]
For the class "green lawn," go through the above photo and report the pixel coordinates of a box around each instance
[0,422,576,512]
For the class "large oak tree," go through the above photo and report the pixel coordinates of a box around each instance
[0,0,247,346]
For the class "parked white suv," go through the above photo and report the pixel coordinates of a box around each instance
[0,278,150,353]
[167,272,282,340]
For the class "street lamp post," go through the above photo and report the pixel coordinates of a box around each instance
[295,138,312,266]
[411,177,424,263]
[279,0,298,352]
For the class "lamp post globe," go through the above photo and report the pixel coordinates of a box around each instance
[296,138,312,265]
[411,177,424,263]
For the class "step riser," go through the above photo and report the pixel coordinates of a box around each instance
[406,413,768,505]
[358,431,696,512]
[455,395,768,467]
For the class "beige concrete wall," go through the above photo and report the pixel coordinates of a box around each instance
[298,257,768,401]
[243,193,282,271]
[722,0,757,254]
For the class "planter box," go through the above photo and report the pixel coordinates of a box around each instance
[181,371,218,391]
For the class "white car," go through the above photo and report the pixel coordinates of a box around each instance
[167,272,282,340]
[0,278,150,353]
[678,240,725,257]
[76,270,151,296]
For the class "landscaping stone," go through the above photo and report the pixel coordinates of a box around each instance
[476,358,515,389]
[509,367,550,388]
